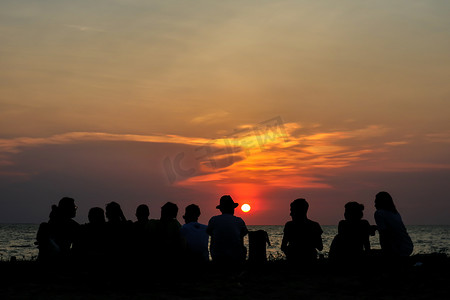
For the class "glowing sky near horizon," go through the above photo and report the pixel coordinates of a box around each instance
[1,0,450,225]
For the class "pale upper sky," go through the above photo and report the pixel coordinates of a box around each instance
[1,1,449,224]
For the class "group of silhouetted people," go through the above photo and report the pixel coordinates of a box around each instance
[35,195,249,271]
[280,191,413,268]
[36,191,414,271]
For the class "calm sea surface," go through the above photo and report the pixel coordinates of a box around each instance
[0,224,449,261]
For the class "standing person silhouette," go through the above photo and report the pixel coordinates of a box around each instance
[281,198,323,265]
[207,195,248,266]
[374,192,413,257]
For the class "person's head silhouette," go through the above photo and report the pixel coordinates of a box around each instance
[48,204,59,222]
[88,207,105,224]
[161,202,178,221]
[290,198,309,221]
[344,202,364,222]
[136,204,150,222]
[58,197,77,219]
[375,191,398,213]
[183,204,201,224]
[216,195,238,215]
[105,201,126,222]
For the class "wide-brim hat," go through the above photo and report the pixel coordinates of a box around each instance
[216,195,239,209]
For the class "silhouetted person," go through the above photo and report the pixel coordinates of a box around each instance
[89,206,107,223]
[36,197,80,264]
[206,195,248,266]
[36,205,60,262]
[281,198,323,265]
[374,192,413,257]
[180,204,209,263]
[54,197,80,258]
[148,202,184,265]
[135,204,150,225]
[132,204,153,264]
[104,201,132,264]
[74,207,107,267]
[248,230,271,264]
[329,202,375,264]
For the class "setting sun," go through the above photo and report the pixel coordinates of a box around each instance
[241,204,251,213]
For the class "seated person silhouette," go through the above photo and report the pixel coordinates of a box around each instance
[36,204,60,262]
[374,191,413,258]
[104,201,132,263]
[281,198,323,265]
[329,202,375,264]
[132,204,153,263]
[148,202,184,265]
[206,195,248,266]
[74,207,107,266]
[180,204,209,263]
[248,230,271,264]
[36,197,80,263]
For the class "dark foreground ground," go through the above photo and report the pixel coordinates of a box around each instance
[1,254,449,300]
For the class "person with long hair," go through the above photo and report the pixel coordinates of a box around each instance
[104,201,132,263]
[374,192,413,257]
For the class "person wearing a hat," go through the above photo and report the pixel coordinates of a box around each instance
[206,195,249,266]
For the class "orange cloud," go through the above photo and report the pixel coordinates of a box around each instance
[385,141,409,146]
[1,123,448,191]
[177,123,386,189]
[0,132,209,154]
[426,131,450,143]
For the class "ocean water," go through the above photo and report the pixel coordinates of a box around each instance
[0,224,449,261]
[0,224,39,261]
[250,225,450,260]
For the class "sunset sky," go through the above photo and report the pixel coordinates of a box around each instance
[1,0,450,225]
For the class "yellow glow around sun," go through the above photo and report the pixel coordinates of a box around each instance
[241,203,251,213]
